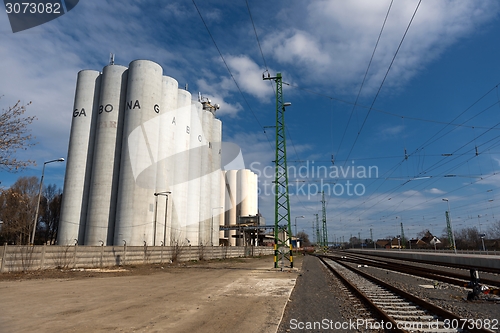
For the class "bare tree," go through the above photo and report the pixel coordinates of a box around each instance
[38,184,62,244]
[296,231,310,247]
[0,98,37,171]
[455,227,480,250]
[487,220,500,239]
[0,176,39,244]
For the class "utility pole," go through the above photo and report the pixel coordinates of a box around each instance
[314,213,321,247]
[400,222,406,249]
[311,221,317,243]
[370,228,375,249]
[321,191,328,250]
[264,72,293,268]
[445,211,454,251]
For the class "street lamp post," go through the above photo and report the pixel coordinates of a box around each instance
[211,207,223,246]
[31,158,65,245]
[154,191,171,246]
[442,198,457,254]
[478,214,486,252]
[294,216,304,237]
[293,215,304,252]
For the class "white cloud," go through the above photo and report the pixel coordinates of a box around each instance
[427,188,445,194]
[263,0,500,95]
[224,55,274,101]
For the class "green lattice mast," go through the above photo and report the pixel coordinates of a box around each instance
[264,73,293,268]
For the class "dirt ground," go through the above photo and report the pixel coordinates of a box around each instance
[0,255,302,333]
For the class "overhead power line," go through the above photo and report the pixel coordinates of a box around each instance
[336,0,394,160]
[342,0,422,166]
[191,0,264,131]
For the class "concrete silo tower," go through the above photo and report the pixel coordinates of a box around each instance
[58,70,101,245]
[85,64,128,246]
[114,60,163,246]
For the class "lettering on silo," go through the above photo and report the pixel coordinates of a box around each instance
[73,108,87,117]
[98,104,114,113]
[126,100,141,110]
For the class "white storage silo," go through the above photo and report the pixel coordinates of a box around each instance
[249,171,258,216]
[58,70,101,246]
[169,89,192,246]
[210,118,222,246]
[114,60,163,246]
[224,169,238,246]
[186,102,203,246]
[85,64,128,246]
[154,76,178,246]
[236,169,251,246]
[219,170,226,244]
[197,108,214,245]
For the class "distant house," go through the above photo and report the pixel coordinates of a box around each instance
[376,239,391,249]
[415,231,439,249]
[390,238,401,249]
[408,238,418,248]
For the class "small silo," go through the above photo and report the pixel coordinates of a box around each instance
[58,70,101,245]
[224,169,238,246]
[218,170,226,244]
[236,169,251,246]
[169,89,192,246]
[85,64,128,246]
[249,171,258,216]
[114,60,163,246]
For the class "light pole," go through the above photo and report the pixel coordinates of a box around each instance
[31,158,65,245]
[293,216,304,251]
[294,215,304,237]
[442,198,457,254]
[478,214,486,252]
[154,191,171,246]
[211,207,223,246]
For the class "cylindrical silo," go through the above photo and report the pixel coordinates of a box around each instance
[236,169,250,246]
[85,64,128,246]
[219,170,226,244]
[248,171,258,216]
[224,170,238,246]
[58,70,101,246]
[198,108,214,245]
[154,76,178,246]
[114,60,163,246]
[210,118,222,246]
[185,102,203,246]
[169,89,192,246]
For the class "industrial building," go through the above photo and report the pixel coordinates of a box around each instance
[58,59,259,247]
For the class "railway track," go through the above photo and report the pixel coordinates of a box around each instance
[329,252,500,292]
[343,251,500,275]
[318,256,496,333]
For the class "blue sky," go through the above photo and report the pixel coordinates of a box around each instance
[2,0,500,242]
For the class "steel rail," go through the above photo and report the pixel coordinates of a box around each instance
[336,252,500,289]
[318,255,496,333]
[318,256,405,332]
